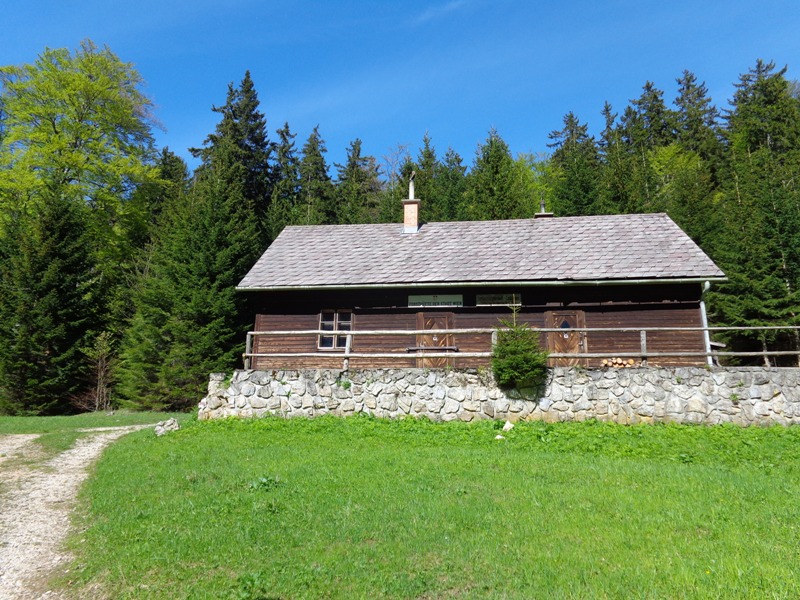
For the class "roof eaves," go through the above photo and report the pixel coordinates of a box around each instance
[236,275,728,292]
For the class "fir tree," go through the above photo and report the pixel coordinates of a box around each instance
[709,60,800,364]
[674,70,723,163]
[266,122,300,240]
[414,134,443,222]
[118,77,267,408]
[334,139,382,224]
[463,129,527,220]
[125,148,190,257]
[597,101,628,214]
[547,112,602,216]
[192,71,272,243]
[618,82,679,212]
[434,148,467,221]
[297,126,335,225]
[0,195,99,414]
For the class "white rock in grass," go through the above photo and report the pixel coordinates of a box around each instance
[154,418,180,437]
[495,434,505,440]
[502,420,514,432]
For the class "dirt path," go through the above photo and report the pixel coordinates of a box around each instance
[0,435,41,466]
[0,426,149,599]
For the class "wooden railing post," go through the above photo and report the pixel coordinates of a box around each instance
[244,332,253,369]
[640,330,647,366]
[343,334,352,371]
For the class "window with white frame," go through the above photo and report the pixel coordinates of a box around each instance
[318,310,352,350]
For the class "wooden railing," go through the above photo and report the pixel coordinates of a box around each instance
[243,326,800,370]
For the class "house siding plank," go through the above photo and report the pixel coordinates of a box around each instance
[249,286,708,370]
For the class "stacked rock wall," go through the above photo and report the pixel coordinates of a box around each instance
[198,367,800,426]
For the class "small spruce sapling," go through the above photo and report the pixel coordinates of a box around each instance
[491,306,549,389]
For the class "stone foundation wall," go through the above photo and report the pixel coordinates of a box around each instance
[198,367,800,427]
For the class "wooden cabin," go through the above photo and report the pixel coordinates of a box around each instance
[237,190,726,370]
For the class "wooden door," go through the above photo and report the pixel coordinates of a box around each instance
[546,311,587,366]
[416,313,454,368]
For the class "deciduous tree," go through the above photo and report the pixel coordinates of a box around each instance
[0,40,157,250]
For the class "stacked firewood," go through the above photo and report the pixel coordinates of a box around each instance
[601,357,641,368]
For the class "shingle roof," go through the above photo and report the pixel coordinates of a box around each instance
[237,213,725,290]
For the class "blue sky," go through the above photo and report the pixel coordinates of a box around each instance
[3,1,799,174]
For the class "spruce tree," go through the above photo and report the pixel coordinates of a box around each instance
[101,149,192,351]
[547,112,602,216]
[124,148,190,264]
[334,139,382,224]
[414,134,443,222]
[618,82,679,212]
[297,126,335,225]
[266,122,300,240]
[709,60,800,364]
[158,155,260,407]
[118,76,268,409]
[597,102,629,214]
[649,72,724,249]
[192,71,272,244]
[434,148,467,221]
[463,129,526,220]
[0,195,98,414]
[674,70,723,164]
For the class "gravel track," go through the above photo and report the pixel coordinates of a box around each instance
[0,426,149,599]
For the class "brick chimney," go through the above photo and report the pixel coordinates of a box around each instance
[402,171,420,234]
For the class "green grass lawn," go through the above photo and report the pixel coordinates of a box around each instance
[0,410,188,435]
[68,417,800,599]
[0,410,187,459]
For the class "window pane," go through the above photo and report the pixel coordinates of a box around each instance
[320,312,335,332]
[318,310,352,351]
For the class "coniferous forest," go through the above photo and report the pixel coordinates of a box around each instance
[1,41,799,414]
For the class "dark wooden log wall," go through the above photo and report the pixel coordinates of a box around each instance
[249,284,708,370]
[584,306,705,367]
